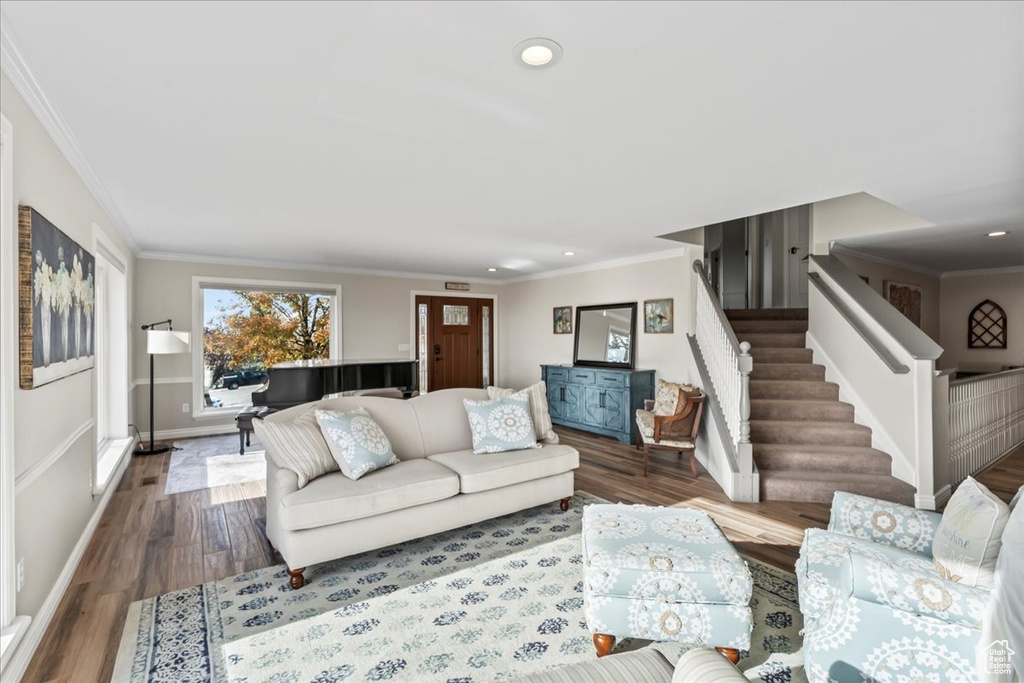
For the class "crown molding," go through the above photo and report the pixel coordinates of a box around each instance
[940,264,1024,279]
[0,13,137,253]
[830,243,943,278]
[136,250,503,285]
[498,247,691,284]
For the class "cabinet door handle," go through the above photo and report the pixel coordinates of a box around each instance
[560,387,565,402]
[599,392,605,408]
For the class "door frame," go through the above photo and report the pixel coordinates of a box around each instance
[409,291,499,390]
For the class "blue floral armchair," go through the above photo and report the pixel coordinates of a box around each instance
[797,491,988,683]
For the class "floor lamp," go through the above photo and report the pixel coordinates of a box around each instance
[134,319,191,456]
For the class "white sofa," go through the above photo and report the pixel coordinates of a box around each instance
[263,388,580,588]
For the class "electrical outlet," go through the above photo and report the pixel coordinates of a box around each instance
[182,402,189,413]
[16,558,24,592]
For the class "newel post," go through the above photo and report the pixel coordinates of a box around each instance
[738,342,753,445]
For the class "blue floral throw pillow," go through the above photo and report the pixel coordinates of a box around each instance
[314,407,398,480]
[463,395,540,455]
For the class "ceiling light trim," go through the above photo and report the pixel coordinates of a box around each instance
[515,38,562,69]
[0,13,137,253]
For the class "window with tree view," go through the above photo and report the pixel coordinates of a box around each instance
[202,288,332,409]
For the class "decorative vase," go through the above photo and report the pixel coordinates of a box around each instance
[72,305,81,359]
[60,309,69,363]
[40,305,52,367]
[85,313,92,357]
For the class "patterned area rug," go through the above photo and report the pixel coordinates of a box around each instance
[113,493,805,682]
[165,434,266,495]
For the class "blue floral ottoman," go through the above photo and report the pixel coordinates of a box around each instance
[581,504,753,662]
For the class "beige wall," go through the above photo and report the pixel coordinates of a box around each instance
[835,252,941,343]
[2,71,136,618]
[811,192,931,255]
[499,252,696,390]
[132,258,499,434]
[938,271,1024,371]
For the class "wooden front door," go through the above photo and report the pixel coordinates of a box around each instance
[415,296,494,391]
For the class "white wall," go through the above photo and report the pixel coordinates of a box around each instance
[835,252,941,343]
[1,72,136,621]
[938,270,1024,372]
[132,258,499,434]
[811,192,932,255]
[499,251,695,390]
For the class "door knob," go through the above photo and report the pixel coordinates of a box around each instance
[790,246,800,255]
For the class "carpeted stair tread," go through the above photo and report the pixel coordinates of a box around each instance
[731,319,809,334]
[748,348,815,364]
[750,420,872,446]
[726,308,809,321]
[749,380,839,400]
[750,363,825,381]
[754,444,892,474]
[749,399,855,422]
[759,470,916,505]
[742,333,807,349]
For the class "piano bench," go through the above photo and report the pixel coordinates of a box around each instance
[235,406,276,455]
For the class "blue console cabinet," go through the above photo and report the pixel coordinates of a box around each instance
[541,365,655,444]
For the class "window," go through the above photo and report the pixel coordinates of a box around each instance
[192,278,341,416]
[93,231,131,491]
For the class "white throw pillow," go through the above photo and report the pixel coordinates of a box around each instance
[979,496,1024,682]
[933,476,1010,588]
[252,410,338,488]
[487,381,556,442]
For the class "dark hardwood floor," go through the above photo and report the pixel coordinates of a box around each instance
[21,428,1024,682]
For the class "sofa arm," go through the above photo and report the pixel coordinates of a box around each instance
[828,491,941,556]
[841,549,987,630]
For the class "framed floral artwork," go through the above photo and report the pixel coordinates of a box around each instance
[18,206,96,388]
[644,298,674,333]
[553,306,572,334]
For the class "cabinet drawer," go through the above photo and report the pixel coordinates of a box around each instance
[545,367,569,382]
[569,369,596,384]
[595,371,627,388]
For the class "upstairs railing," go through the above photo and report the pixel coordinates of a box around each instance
[949,368,1024,487]
[691,260,755,498]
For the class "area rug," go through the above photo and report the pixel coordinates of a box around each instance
[114,493,805,682]
[165,434,266,495]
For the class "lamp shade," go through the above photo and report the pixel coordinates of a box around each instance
[147,330,191,355]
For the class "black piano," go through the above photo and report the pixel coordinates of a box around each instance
[251,358,419,410]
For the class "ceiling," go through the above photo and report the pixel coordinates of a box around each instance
[1,1,1021,279]
[837,224,1024,275]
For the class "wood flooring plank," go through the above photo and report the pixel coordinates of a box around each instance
[172,490,202,547]
[203,550,234,582]
[225,510,262,563]
[149,498,175,540]
[170,544,205,589]
[201,506,230,555]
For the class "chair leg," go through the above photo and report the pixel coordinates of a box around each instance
[689,451,698,478]
[642,445,650,477]
[593,633,616,657]
[559,497,570,512]
[715,647,739,664]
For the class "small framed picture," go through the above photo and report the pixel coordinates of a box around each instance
[553,306,572,334]
[644,298,674,333]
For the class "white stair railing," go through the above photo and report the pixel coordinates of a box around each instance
[691,260,755,499]
[949,368,1024,486]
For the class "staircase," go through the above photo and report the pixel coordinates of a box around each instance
[727,308,915,505]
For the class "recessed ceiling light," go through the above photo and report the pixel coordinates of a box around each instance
[514,38,562,69]
[488,267,498,272]
[987,231,1008,237]
[563,251,575,256]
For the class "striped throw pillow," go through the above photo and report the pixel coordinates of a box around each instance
[253,410,338,488]
[487,381,556,441]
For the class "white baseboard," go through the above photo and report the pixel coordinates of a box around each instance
[915,485,951,511]
[2,446,131,682]
[153,424,235,440]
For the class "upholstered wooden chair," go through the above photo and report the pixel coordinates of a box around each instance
[634,385,705,477]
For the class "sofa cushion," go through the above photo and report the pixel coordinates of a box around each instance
[932,476,1009,587]
[314,407,398,480]
[278,459,459,531]
[411,388,489,455]
[508,647,674,683]
[797,527,936,624]
[253,410,338,489]
[463,395,540,454]
[427,444,579,494]
[487,381,557,441]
